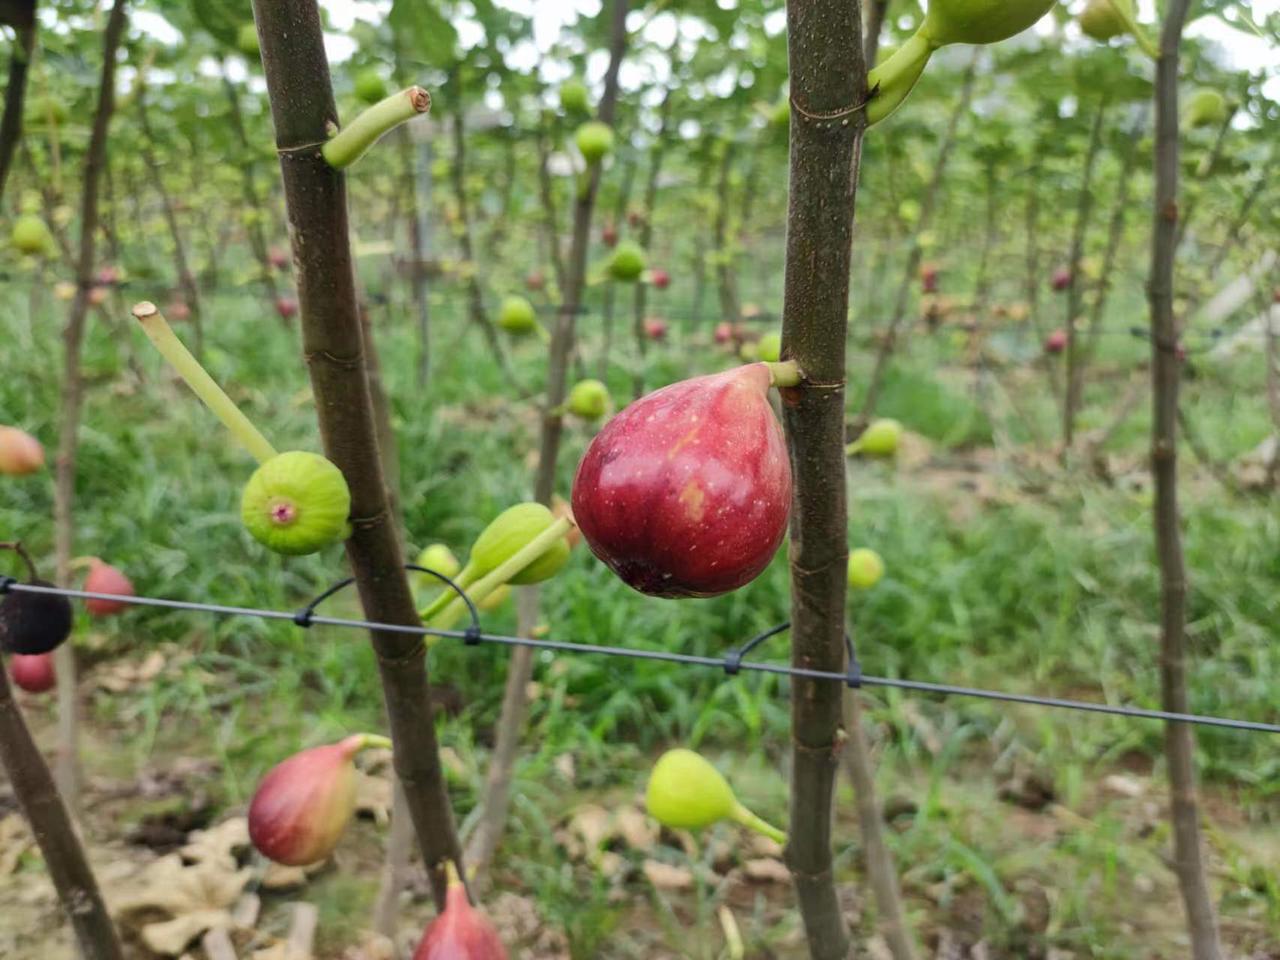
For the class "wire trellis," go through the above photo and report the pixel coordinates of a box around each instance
[3,573,1279,737]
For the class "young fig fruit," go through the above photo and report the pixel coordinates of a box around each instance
[575,121,615,164]
[559,79,590,115]
[83,559,134,616]
[567,379,610,421]
[571,363,791,598]
[467,503,571,587]
[1185,88,1228,129]
[0,426,45,475]
[1044,329,1068,354]
[0,581,73,656]
[642,316,668,341]
[10,214,54,257]
[248,735,369,866]
[1051,267,1072,292]
[848,419,902,458]
[756,332,782,363]
[354,68,388,105]
[497,296,540,336]
[9,652,55,694]
[650,268,671,290]
[645,749,786,843]
[847,548,885,590]
[275,296,299,320]
[607,242,647,282]
[412,861,509,960]
[415,543,462,582]
[1079,0,1132,40]
[241,451,352,556]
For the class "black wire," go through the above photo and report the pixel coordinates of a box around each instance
[7,580,1280,736]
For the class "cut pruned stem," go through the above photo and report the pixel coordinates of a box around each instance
[1147,0,1224,957]
[132,302,278,465]
[323,86,431,170]
[781,0,868,955]
[0,665,124,960]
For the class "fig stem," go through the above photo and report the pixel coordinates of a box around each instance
[418,563,478,623]
[132,302,279,465]
[322,86,431,170]
[428,517,574,631]
[766,360,802,388]
[730,801,788,846]
[357,733,393,751]
[0,542,38,582]
[865,30,936,125]
[1106,0,1159,58]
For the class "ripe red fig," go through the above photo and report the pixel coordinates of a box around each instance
[525,270,546,292]
[650,268,671,291]
[1051,268,1072,292]
[83,559,134,616]
[920,263,939,294]
[167,300,192,322]
[96,265,120,286]
[713,322,733,345]
[643,317,668,341]
[601,223,619,248]
[571,363,791,598]
[268,247,290,270]
[1175,342,1187,362]
[275,296,299,320]
[412,862,509,960]
[87,285,109,306]
[248,734,369,866]
[10,653,55,693]
[1044,329,1068,354]
[0,426,45,475]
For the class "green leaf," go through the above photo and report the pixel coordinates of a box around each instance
[390,0,459,66]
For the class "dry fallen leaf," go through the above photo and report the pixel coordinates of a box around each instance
[113,851,253,956]
[642,860,694,891]
[180,818,249,871]
[0,815,32,876]
[742,858,790,884]
[141,909,232,956]
[1101,774,1146,799]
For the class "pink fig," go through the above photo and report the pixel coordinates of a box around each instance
[0,426,45,475]
[275,296,299,320]
[713,322,733,345]
[167,300,192,322]
[572,363,791,598]
[1051,268,1071,292]
[920,263,939,294]
[650,268,671,291]
[83,559,134,616]
[10,653,55,693]
[412,862,508,960]
[601,223,619,248]
[1044,329,1068,354]
[96,265,120,286]
[248,735,368,865]
[268,247,290,270]
[643,317,668,341]
[525,270,546,292]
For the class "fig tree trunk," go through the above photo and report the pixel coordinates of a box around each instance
[0,0,35,202]
[250,0,462,908]
[779,0,867,956]
[1147,1,1224,957]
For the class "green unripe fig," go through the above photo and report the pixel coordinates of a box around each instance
[756,332,781,363]
[11,215,53,256]
[576,121,615,164]
[567,379,610,420]
[241,451,352,555]
[606,242,646,282]
[414,543,461,590]
[645,749,787,843]
[497,295,539,335]
[847,548,885,590]
[849,418,902,458]
[354,68,388,105]
[1079,0,1131,41]
[560,79,590,114]
[1185,88,1227,129]
[468,503,570,586]
[236,22,260,57]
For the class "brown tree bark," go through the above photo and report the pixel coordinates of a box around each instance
[250,0,461,909]
[780,0,867,956]
[52,0,128,812]
[0,2,35,203]
[1147,1,1224,956]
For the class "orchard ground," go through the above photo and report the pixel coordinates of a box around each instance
[1,261,1277,958]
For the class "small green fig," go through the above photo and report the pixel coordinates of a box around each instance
[241,451,352,555]
[497,295,539,336]
[848,419,902,458]
[1079,0,1132,41]
[236,22,260,57]
[415,543,461,581]
[567,379,610,420]
[467,503,570,587]
[607,242,647,283]
[10,215,53,257]
[575,121,615,164]
[756,332,782,363]
[1185,88,1228,129]
[847,548,885,590]
[354,68,388,105]
[560,79,590,114]
[645,749,786,844]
